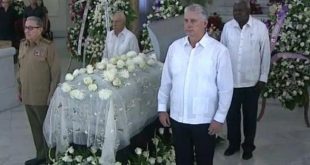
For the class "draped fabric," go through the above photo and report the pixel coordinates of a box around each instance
[43,61,162,164]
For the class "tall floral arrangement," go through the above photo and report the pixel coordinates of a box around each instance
[67,0,135,64]
[12,0,25,18]
[262,0,310,110]
[140,0,184,52]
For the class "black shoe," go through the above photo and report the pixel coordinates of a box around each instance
[24,158,46,165]
[224,147,240,156]
[25,158,38,165]
[242,152,253,160]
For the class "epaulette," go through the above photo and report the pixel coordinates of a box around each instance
[42,38,52,44]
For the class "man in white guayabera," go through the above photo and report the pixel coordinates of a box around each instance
[157,4,233,165]
[102,11,139,59]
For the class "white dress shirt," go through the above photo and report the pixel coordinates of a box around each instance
[103,28,140,59]
[221,16,271,88]
[158,33,233,124]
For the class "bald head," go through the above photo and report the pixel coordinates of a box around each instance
[112,11,126,35]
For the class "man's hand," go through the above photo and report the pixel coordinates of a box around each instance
[255,81,266,92]
[208,120,223,135]
[159,112,171,127]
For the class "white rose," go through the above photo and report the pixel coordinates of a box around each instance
[72,69,80,77]
[61,83,72,93]
[65,73,74,81]
[139,62,147,69]
[148,157,156,164]
[126,59,134,66]
[115,162,122,165]
[117,60,125,68]
[110,57,118,64]
[83,77,93,85]
[88,84,98,91]
[98,89,112,100]
[79,68,87,74]
[62,155,73,162]
[68,146,74,154]
[90,146,98,154]
[119,70,129,79]
[156,156,163,163]
[103,70,116,82]
[70,89,85,100]
[106,63,116,70]
[74,155,83,162]
[86,156,93,162]
[158,128,164,135]
[86,65,94,74]
[96,62,105,70]
[126,51,137,57]
[112,78,122,87]
[142,151,149,158]
[134,147,142,155]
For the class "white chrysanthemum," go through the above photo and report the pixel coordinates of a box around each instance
[61,83,72,93]
[98,89,112,100]
[110,57,118,64]
[134,147,142,155]
[65,73,74,81]
[83,77,93,85]
[139,62,147,69]
[88,84,98,91]
[96,62,105,70]
[126,51,137,57]
[143,151,149,158]
[72,69,80,77]
[112,78,122,87]
[117,60,125,68]
[119,70,129,79]
[86,65,94,74]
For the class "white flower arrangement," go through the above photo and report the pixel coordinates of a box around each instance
[86,65,94,74]
[263,0,310,110]
[67,0,135,64]
[140,0,184,52]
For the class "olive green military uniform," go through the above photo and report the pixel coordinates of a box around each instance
[17,37,60,160]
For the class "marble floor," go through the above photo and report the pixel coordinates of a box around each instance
[1,38,310,165]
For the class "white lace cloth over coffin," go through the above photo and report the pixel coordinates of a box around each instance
[43,62,162,164]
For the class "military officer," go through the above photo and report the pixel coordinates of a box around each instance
[17,16,60,165]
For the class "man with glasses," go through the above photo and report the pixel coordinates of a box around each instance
[17,16,60,165]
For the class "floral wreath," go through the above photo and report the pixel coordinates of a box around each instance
[262,0,310,110]
[67,0,136,65]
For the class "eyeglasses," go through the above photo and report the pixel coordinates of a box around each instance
[24,26,41,31]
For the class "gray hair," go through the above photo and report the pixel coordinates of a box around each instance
[113,11,126,23]
[234,0,250,9]
[26,16,43,27]
[184,3,208,20]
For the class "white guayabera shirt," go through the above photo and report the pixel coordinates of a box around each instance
[158,33,234,124]
[221,16,271,88]
[103,28,140,59]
